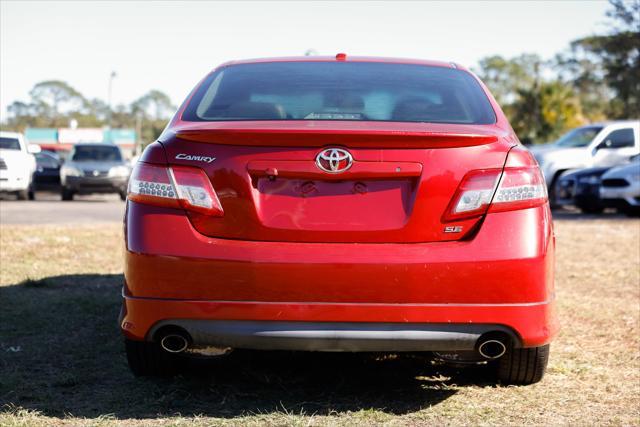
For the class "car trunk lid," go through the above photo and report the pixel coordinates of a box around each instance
[162,122,512,243]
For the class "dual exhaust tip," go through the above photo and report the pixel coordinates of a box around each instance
[158,328,508,359]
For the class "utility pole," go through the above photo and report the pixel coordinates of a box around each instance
[135,111,143,156]
[107,71,117,130]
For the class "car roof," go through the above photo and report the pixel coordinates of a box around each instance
[73,143,119,148]
[0,131,23,138]
[217,55,465,71]
[587,120,640,127]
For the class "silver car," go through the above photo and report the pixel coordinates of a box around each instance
[60,143,131,201]
[599,156,640,216]
[530,121,640,203]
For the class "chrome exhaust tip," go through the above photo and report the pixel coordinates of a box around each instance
[160,333,189,353]
[478,339,507,359]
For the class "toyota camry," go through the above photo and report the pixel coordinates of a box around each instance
[120,55,558,385]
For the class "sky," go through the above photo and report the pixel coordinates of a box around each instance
[0,0,612,119]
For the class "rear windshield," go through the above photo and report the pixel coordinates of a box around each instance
[183,62,496,124]
[0,137,21,150]
[71,145,122,162]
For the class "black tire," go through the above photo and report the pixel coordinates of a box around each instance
[16,189,28,200]
[124,339,178,377]
[28,189,35,200]
[622,206,640,217]
[548,172,566,209]
[61,187,74,201]
[497,344,550,385]
[119,191,127,201]
[578,204,604,214]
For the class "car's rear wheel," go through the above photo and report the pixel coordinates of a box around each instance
[16,189,29,200]
[119,190,127,201]
[496,344,549,385]
[124,339,179,377]
[61,187,74,201]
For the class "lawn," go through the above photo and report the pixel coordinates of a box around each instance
[0,218,639,426]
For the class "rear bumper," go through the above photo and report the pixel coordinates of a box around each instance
[121,201,558,349]
[121,296,556,349]
[147,319,522,352]
[64,176,127,193]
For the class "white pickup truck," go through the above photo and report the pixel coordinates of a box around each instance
[529,121,640,203]
[0,131,41,200]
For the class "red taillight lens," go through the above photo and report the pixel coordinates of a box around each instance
[128,162,223,216]
[444,167,547,222]
[489,167,547,213]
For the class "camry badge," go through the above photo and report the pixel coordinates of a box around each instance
[175,153,216,163]
[315,148,353,173]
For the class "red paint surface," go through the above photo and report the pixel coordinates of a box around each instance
[121,56,558,349]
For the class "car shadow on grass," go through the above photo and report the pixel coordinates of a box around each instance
[0,273,496,420]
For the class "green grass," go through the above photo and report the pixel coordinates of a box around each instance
[0,220,639,426]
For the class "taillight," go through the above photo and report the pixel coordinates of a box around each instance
[128,162,223,216]
[444,167,547,221]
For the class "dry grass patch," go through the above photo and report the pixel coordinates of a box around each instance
[0,218,639,426]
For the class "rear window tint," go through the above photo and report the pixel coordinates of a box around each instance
[183,62,496,124]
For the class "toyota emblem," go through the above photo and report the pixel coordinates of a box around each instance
[315,148,353,173]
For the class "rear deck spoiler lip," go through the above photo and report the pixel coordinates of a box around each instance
[169,124,504,148]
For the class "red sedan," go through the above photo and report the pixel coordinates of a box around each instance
[120,55,558,385]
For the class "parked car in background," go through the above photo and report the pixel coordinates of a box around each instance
[600,155,640,216]
[60,143,130,201]
[530,121,640,203]
[0,131,40,200]
[33,151,62,192]
[555,167,611,213]
[121,56,557,385]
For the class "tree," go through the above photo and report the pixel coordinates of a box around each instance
[1,82,175,146]
[28,80,87,124]
[474,54,583,143]
[131,90,175,121]
[475,54,543,106]
[567,0,640,118]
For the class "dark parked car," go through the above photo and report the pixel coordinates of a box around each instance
[33,151,62,192]
[555,167,611,213]
[60,144,130,201]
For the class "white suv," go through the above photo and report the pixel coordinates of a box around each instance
[0,131,41,200]
[530,121,640,202]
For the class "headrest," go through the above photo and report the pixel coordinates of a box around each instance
[226,101,286,119]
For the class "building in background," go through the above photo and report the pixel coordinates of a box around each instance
[25,127,136,159]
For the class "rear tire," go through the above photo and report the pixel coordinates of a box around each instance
[622,206,640,217]
[124,339,178,377]
[119,190,127,201]
[16,189,28,200]
[496,344,550,385]
[61,187,74,201]
[578,204,604,214]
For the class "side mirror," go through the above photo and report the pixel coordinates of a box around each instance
[595,140,612,151]
[27,144,42,154]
